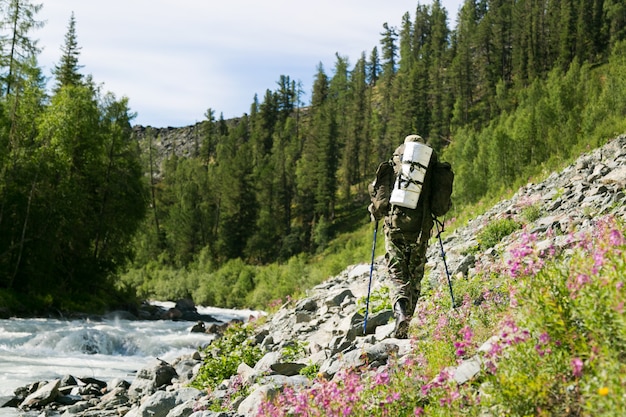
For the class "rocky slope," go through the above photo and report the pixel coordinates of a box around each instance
[2,134,625,416]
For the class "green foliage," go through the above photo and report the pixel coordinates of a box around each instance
[120,214,380,311]
[281,340,308,362]
[299,362,321,379]
[356,286,392,316]
[0,78,145,307]
[520,203,542,223]
[476,218,521,250]
[191,322,264,391]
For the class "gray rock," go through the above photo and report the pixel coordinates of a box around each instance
[325,289,354,307]
[128,361,178,400]
[125,388,202,417]
[270,362,306,376]
[452,356,482,384]
[21,379,60,409]
[237,384,278,417]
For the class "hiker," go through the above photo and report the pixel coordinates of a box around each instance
[368,134,438,339]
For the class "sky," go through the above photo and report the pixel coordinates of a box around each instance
[36,0,465,128]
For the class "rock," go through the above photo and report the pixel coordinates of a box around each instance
[98,387,130,409]
[20,379,60,409]
[237,383,283,417]
[325,289,354,307]
[125,388,202,417]
[0,396,19,408]
[269,362,307,376]
[452,356,482,384]
[127,360,178,400]
[190,321,206,333]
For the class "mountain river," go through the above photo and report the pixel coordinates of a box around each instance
[0,302,259,406]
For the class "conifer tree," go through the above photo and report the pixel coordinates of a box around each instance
[52,12,83,90]
[367,46,381,85]
[246,88,279,262]
[411,4,434,137]
[0,0,43,96]
[604,0,626,49]
[558,0,577,70]
[427,0,452,149]
[387,12,416,141]
[295,63,338,249]
[449,0,478,129]
[348,53,372,196]
[380,22,399,77]
[214,117,257,260]
[329,54,353,201]
[377,22,400,153]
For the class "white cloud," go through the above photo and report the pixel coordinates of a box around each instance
[36,0,464,127]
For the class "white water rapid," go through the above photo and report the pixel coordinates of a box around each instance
[0,302,259,398]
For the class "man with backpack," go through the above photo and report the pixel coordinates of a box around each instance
[368,134,451,339]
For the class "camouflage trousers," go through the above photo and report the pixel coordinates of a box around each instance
[384,229,430,316]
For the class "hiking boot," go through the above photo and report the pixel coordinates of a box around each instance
[393,300,410,339]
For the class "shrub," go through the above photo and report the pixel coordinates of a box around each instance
[191,322,264,391]
[477,217,521,250]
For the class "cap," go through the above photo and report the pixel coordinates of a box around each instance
[404,134,424,144]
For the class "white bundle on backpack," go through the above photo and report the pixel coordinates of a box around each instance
[389,141,433,209]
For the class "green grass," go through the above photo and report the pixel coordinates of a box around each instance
[477,217,521,250]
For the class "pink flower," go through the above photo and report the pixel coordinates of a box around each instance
[374,371,389,386]
[571,357,583,377]
[460,325,474,342]
[593,249,607,273]
[609,228,624,246]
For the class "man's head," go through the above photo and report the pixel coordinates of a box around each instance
[404,134,424,144]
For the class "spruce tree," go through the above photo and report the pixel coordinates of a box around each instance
[0,0,43,96]
[52,12,83,91]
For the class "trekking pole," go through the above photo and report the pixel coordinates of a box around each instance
[363,220,379,334]
[434,216,456,308]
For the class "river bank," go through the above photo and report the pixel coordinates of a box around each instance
[0,303,259,398]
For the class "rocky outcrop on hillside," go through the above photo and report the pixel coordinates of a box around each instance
[132,124,205,179]
[2,134,625,416]
[131,117,242,179]
[428,134,626,287]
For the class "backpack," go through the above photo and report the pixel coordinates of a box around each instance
[368,161,394,220]
[429,161,454,217]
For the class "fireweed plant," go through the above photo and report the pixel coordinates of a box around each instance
[256,214,625,416]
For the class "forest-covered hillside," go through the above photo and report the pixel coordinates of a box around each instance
[0,0,625,313]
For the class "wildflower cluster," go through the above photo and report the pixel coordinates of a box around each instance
[479,215,626,415]
[257,361,430,417]
[507,231,546,278]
